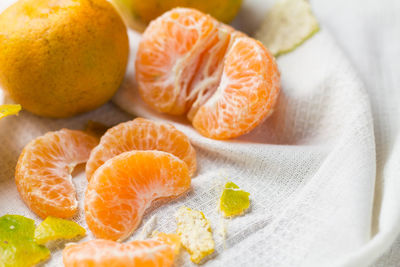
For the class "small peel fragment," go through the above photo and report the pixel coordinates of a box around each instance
[85,120,110,138]
[0,214,50,267]
[0,104,21,119]
[175,206,215,264]
[219,182,250,218]
[255,0,319,56]
[34,216,86,245]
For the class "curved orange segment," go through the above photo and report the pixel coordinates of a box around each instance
[85,150,190,241]
[86,118,196,180]
[63,239,175,267]
[15,129,98,218]
[135,8,281,139]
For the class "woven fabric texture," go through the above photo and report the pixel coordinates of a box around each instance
[0,0,399,266]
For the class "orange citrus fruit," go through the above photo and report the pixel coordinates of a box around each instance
[63,238,175,267]
[15,129,98,219]
[0,0,129,118]
[85,150,190,241]
[135,8,280,139]
[86,118,196,181]
[112,0,242,32]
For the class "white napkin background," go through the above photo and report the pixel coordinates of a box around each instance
[0,0,399,266]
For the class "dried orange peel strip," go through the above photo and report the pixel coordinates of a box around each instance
[135,8,280,140]
[15,129,98,219]
[85,150,191,241]
[86,118,196,181]
[153,231,181,255]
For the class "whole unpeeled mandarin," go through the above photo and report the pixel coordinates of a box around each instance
[0,0,129,118]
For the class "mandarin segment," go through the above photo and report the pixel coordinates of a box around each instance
[85,150,191,241]
[136,8,220,115]
[15,129,98,219]
[135,8,280,139]
[86,118,196,181]
[63,239,175,267]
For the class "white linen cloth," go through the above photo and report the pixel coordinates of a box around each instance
[0,0,399,266]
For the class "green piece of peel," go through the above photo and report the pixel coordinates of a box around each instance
[219,182,250,218]
[0,215,50,267]
[0,104,21,119]
[255,0,320,57]
[34,216,86,245]
[0,214,35,240]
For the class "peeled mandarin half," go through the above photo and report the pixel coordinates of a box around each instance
[15,129,98,219]
[63,239,175,267]
[86,118,196,180]
[85,150,191,241]
[136,8,280,139]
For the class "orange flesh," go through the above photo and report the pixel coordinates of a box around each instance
[136,8,218,114]
[192,37,280,139]
[63,239,175,267]
[85,150,190,241]
[15,129,98,218]
[153,232,181,255]
[135,8,280,139]
[86,118,196,181]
